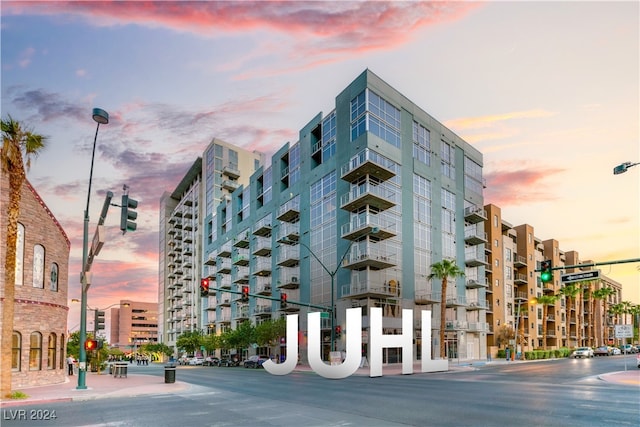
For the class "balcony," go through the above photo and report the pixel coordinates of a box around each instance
[465,247,489,267]
[233,273,250,284]
[276,245,299,267]
[233,232,250,249]
[342,244,395,270]
[341,271,401,299]
[222,164,240,179]
[254,258,272,276]
[253,236,272,257]
[340,148,397,183]
[253,217,272,237]
[278,222,299,243]
[513,254,527,268]
[222,179,239,192]
[341,213,397,241]
[218,242,232,258]
[464,227,487,246]
[255,278,272,295]
[446,296,467,307]
[277,269,300,289]
[467,322,490,332]
[277,197,300,223]
[234,308,250,321]
[445,321,469,331]
[253,305,272,317]
[514,291,528,302]
[340,182,397,212]
[466,300,488,311]
[415,292,439,305]
[217,259,232,274]
[232,254,249,266]
[464,205,487,224]
[514,273,528,285]
[218,296,231,307]
[219,277,232,290]
[466,278,488,289]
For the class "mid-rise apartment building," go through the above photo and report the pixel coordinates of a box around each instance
[201,69,486,362]
[484,204,622,357]
[158,139,263,350]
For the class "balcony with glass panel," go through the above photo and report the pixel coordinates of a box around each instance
[341,270,401,299]
[340,148,397,183]
[204,252,217,266]
[340,182,397,212]
[253,236,272,257]
[254,258,272,276]
[253,304,272,318]
[232,252,250,267]
[446,295,467,307]
[253,216,272,237]
[255,276,272,295]
[465,247,489,267]
[445,321,469,331]
[217,259,232,274]
[233,231,250,249]
[342,243,395,270]
[233,271,250,284]
[466,277,488,289]
[415,290,439,305]
[466,299,488,310]
[277,197,300,223]
[218,241,232,258]
[222,179,239,192]
[222,164,240,179]
[341,212,397,241]
[276,245,299,267]
[464,205,487,224]
[218,293,232,307]
[278,222,299,243]
[219,276,232,290]
[464,225,487,246]
[277,267,300,289]
[234,306,250,321]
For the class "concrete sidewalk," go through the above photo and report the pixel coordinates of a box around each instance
[2,362,638,407]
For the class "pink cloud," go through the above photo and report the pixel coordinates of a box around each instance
[484,166,565,206]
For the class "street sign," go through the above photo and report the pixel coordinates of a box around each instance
[560,270,600,283]
[614,324,633,339]
[86,225,105,272]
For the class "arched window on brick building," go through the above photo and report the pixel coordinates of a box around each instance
[48,333,57,369]
[12,332,22,371]
[30,331,42,370]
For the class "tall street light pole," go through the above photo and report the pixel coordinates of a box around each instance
[77,108,109,390]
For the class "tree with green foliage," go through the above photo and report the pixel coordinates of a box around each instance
[176,330,204,356]
[428,259,465,359]
[1,115,47,397]
[141,342,174,361]
[254,318,286,347]
[593,286,615,345]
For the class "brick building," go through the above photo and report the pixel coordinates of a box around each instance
[0,175,70,388]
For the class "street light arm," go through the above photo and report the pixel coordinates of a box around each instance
[297,240,334,277]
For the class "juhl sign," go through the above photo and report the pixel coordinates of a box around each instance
[262,308,448,379]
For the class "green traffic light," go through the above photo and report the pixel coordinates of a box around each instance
[541,271,552,283]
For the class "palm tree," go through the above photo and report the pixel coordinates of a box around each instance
[532,295,558,350]
[516,301,528,360]
[1,115,47,397]
[593,286,615,345]
[582,281,595,347]
[428,259,464,359]
[558,284,581,348]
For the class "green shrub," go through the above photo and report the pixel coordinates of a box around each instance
[497,349,506,359]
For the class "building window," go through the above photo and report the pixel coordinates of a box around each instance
[33,244,45,288]
[12,332,21,371]
[30,332,42,371]
[493,215,498,228]
[441,140,455,179]
[464,157,483,194]
[50,262,59,291]
[350,89,401,147]
[59,334,65,369]
[48,333,57,369]
[322,111,337,162]
[16,223,25,285]
[412,121,430,166]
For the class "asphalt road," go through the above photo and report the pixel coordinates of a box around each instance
[2,357,638,427]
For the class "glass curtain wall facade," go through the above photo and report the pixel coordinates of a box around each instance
[203,69,485,362]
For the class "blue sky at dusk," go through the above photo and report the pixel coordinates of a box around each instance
[1,1,638,330]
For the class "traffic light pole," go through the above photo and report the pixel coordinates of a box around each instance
[534,258,640,272]
[207,286,328,311]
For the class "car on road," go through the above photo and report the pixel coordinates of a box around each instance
[594,346,612,356]
[611,347,622,355]
[571,347,594,358]
[619,344,638,354]
[189,356,205,365]
[204,357,220,366]
[219,356,240,367]
[243,355,270,368]
[178,356,193,365]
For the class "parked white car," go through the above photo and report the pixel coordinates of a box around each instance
[189,357,204,365]
[571,347,594,358]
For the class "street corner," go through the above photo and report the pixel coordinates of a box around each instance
[598,370,640,386]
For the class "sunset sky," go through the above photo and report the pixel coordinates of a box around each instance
[2,1,638,332]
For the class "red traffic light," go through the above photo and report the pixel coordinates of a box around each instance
[200,278,210,296]
[335,325,342,334]
[241,285,249,302]
[85,339,98,351]
[280,293,287,308]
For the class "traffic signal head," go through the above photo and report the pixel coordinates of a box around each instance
[280,293,287,308]
[241,285,249,302]
[335,325,342,337]
[85,339,98,351]
[200,278,210,296]
[540,260,552,283]
[94,310,105,331]
[120,194,138,234]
